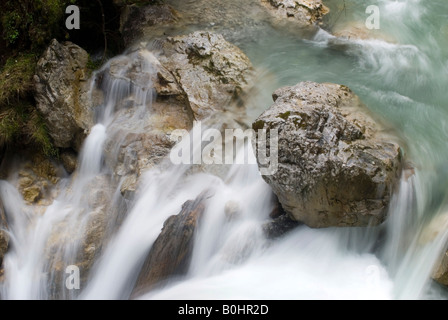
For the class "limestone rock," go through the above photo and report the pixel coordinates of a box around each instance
[34,39,95,150]
[101,32,255,196]
[17,155,60,205]
[45,174,118,298]
[253,81,403,228]
[260,0,329,32]
[159,31,255,121]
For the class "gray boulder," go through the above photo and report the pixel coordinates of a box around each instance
[34,39,95,150]
[159,31,255,121]
[260,0,329,32]
[253,81,403,228]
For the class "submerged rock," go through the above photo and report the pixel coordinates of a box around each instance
[263,214,301,239]
[133,193,208,296]
[34,39,95,150]
[45,174,119,298]
[253,81,403,228]
[331,22,396,42]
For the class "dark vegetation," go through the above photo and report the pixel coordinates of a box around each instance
[0,0,141,158]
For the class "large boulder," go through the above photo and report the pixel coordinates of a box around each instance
[34,39,95,150]
[253,81,403,228]
[133,193,207,296]
[100,32,255,196]
[260,0,329,32]
[159,31,255,121]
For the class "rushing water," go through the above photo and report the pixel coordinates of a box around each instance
[1,0,448,300]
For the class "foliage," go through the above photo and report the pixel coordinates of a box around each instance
[0,53,37,106]
[1,0,74,51]
[0,53,57,157]
[0,0,134,158]
[0,102,57,157]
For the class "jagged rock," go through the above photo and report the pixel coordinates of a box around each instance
[159,31,255,121]
[101,32,255,196]
[133,193,207,296]
[260,0,329,32]
[17,154,60,205]
[99,49,192,197]
[253,81,403,228]
[34,39,95,150]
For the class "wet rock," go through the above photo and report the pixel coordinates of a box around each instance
[263,214,301,239]
[331,22,396,42]
[253,81,403,228]
[102,32,255,196]
[100,49,192,197]
[119,3,179,47]
[418,212,448,286]
[34,39,95,150]
[133,193,207,296]
[60,150,78,174]
[0,198,9,270]
[225,200,241,221]
[17,154,60,205]
[45,174,118,298]
[327,22,397,51]
[260,0,329,33]
[433,251,448,286]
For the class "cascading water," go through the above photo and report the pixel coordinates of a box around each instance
[1,0,448,300]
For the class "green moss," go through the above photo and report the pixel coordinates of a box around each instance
[0,53,37,106]
[26,110,59,157]
[1,0,74,51]
[0,107,23,145]
[252,120,266,131]
[277,111,291,120]
[86,55,103,75]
